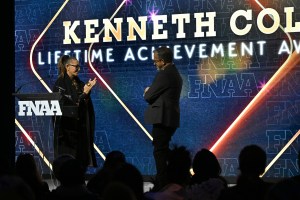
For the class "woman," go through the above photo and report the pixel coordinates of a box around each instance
[53,55,97,168]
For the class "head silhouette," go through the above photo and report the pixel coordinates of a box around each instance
[52,154,86,186]
[111,163,144,200]
[15,153,39,179]
[239,144,266,176]
[166,145,192,185]
[103,150,126,169]
[192,148,221,178]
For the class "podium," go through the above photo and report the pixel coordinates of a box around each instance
[13,92,78,118]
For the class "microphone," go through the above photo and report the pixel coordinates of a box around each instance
[55,86,74,102]
[15,74,54,93]
[56,86,66,93]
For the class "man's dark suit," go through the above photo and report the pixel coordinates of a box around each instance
[144,63,183,189]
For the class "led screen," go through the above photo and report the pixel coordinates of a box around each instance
[15,0,300,178]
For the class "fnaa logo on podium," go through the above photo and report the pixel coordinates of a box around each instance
[18,100,62,116]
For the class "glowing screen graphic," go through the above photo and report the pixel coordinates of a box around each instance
[15,0,300,178]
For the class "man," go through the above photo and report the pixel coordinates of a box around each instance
[144,46,183,189]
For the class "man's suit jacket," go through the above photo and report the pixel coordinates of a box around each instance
[144,63,183,128]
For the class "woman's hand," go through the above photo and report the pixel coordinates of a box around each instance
[83,77,97,94]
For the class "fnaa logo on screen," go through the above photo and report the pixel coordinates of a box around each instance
[18,100,62,116]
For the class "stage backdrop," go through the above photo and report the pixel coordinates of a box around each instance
[15,0,300,179]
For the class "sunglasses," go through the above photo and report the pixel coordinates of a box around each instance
[68,64,80,70]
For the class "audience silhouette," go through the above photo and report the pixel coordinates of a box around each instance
[87,150,126,198]
[0,175,35,200]
[265,149,300,200]
[145,145,191,200]
[7,145,299,200]
[165,145,192,187]
[108,162,145,200]
[265,177,300,200]
[48,154,98,200]
[15,153,50,200]
[102,181,138,200]
[185,148,227,200]
[190,148,227,186]
[218,144,273,200]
